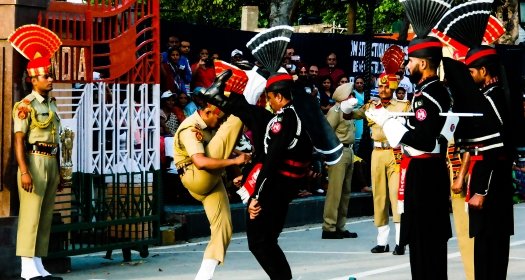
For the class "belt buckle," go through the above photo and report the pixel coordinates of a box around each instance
[51,147,58,155]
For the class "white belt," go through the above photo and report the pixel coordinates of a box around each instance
[403,143,441,156]
[374,141,391,149]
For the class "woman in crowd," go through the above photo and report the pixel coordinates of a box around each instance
[160,47,187,94]
[319,75,335,114]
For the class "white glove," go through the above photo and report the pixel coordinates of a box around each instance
[365,106,392,127]
[340,97,358,114]
[440,115,459,142]
[236,186,251,205]
[394,116,407,126]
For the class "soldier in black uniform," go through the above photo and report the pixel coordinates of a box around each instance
[202,72,314,280]
[366,36,452,279]
[453,46,514,280]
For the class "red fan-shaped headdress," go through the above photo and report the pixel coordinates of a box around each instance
[8,24,62,76]
[381,45,405,89]
[213,60,249,94]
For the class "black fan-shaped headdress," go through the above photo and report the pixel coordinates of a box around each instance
[246,25,294,73]
[400,0,454,38]
[434,0,494,49]
[401,0,454,58]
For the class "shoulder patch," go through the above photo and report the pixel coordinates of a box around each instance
[192,124,203,142]
[13,101,32,120]
[270,122,282,134]
[415,108,427,121]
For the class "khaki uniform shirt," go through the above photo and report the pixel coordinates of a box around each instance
[13,91,60,144]
[173,111,212,165]
[326,104,355,145]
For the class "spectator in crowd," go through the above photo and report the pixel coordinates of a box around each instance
[395,87,407,101]
[308,64,321,101]
[319,52,345,87]
[319,76,335,114]
[308,64,320,82]
[322,83,358,239]
[337,75,349,87]
[161,35,180,63]
[296,63,317,97]
[178,40,193,92]
[160,90,179,136]
[160,90,179,171]
[352,76,366,155]
[173,91,198,123]
[160,47,186,94]
[396,65,414,100]
[191,48,216,90]
[231,49,244,64]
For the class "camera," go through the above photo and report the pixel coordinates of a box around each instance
[291,55,300,62]
[204,58,214,67]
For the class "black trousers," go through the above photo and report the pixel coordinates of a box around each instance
[474,233,510,280]
[409,238,448,280]
[246,189,294,280]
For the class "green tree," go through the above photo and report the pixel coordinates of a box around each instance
[160,0,403,32]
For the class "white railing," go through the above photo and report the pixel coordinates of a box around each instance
[52,82,160,175]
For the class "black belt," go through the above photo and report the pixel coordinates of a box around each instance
[342,143,353,148]
[27,142,58,156]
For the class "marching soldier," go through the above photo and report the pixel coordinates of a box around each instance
[345,73,411,255]
[202,73,314,279]
[436,2,516,278]
[321,83,358,240]
[9,25,64,280]
[453,45,514,280]
[366,34,452,280]
[173,70,251,280]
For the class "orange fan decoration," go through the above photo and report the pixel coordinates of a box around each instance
[8,24,62,76]
[213,60,249,94]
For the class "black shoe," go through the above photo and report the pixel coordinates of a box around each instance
[392,244,405,255]
[43,276,63,280]
[26,277,44,280]
[371,244,390,253]
[322,230,344,239]
[198,69,233,109]
[337,229,358,238]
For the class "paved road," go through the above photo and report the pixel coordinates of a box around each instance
[58,204,525,280]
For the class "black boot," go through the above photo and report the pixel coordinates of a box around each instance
[198,69,233,109]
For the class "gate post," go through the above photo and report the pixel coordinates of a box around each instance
[0,0,50,278]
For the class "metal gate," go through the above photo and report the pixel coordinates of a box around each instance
[37,0,161,258]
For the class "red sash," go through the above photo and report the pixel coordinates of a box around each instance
[243,163,262,197]
[398,153,442,214]
[465,154,484,203]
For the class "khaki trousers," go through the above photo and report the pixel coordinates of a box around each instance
[452,195,475,280]
[371,149,400,226]
[17,153,60,257]
[180,115,242,263]
[323,147,353,231]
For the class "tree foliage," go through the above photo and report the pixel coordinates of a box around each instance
[160,0,404,33]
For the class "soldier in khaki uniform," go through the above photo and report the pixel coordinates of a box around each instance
[448,144,474,280]
[347,74,410,255]
[9,25,64,280]
[321,83,358,239]
[173,73,250,280]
